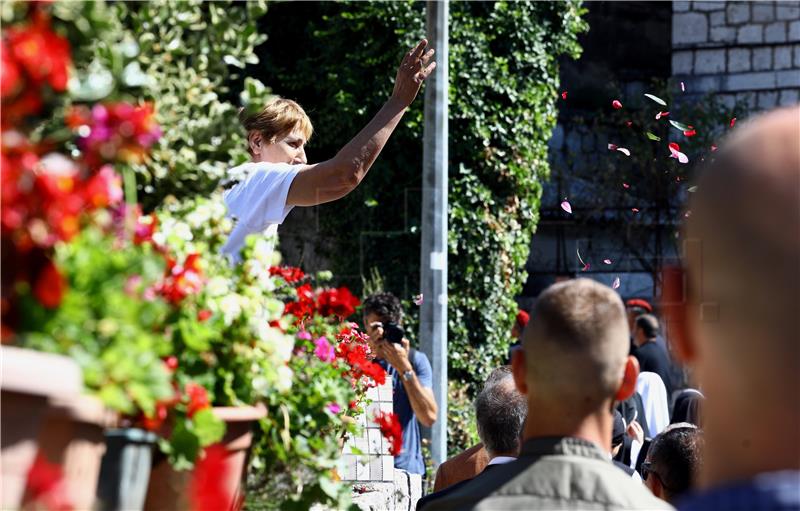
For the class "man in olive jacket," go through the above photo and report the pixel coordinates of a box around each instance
[424,279,672,511]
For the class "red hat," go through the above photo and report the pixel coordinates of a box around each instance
[625,298,653,313]
[516,310,530,328]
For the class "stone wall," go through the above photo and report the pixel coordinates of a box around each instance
[672,1,800,110]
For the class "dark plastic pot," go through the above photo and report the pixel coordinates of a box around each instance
[96,428,158,511]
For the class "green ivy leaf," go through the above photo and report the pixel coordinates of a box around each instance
[646,132,661,141]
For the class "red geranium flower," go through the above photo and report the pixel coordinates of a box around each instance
[374,412,403,456]
[268,265,305,283]
[33,259,65,309]
[185,382,210,418]
[317,286,360,318]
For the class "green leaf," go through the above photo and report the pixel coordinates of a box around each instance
[98,384,135,414]
[319,475,340,499]
[646,132,661,141]
[644,93,667,106]
[669,120,691,131]
[192,408,226,446]
[364,198,378,208]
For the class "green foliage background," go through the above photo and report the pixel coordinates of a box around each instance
[254,0,587,453]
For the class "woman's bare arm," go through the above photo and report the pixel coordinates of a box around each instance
[286,39,436,207]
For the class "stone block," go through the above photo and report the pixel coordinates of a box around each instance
[565,130,582,155]
[408,473,423,510]
[549,124,564,150]
[393,470,411,510]
[776,2,800,21]
[779,89,800,106]
[752,2,775,22]
[795,44,800,67]
[718,93,737,109]
[710,11,726,26]
[776,69,800,87]
[674,1,690,12]
[774,45,793,69]
[724,72,777,91]
[673,12,709,45]
[737,24,764,44]
[752,47,773,71]
[381,455,394,482]
[581,132,595,152]
[710,26,737,43]
[757,91,778,109]
[727,2,750,24]
[688,75,722,93]
[694,49,726,73]
[672,50,694,75]
[356,457,370,481]
[728,48,752,72]
[694,1,725,12]
[765,21,788,43]
[736,92,758,109]
[790,20,800,41]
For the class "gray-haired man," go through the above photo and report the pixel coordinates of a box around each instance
[418,366,526,510]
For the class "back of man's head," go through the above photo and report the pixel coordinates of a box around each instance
[362,292,403,324]
[679,107,800,485]
[523,278,630,414]
[475,366,527,457]
[647,425,703,503]
[634,314,659,339]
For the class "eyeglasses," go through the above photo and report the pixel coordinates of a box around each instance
[641,461,672,492]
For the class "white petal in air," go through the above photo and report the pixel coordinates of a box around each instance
[561,201,573,214]
[612,277,620,290]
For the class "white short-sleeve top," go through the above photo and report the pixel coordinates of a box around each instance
[220,161,302,263]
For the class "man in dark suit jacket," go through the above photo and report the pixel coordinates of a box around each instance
[418,367,526,510]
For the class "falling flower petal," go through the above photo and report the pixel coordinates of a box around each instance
[612,100,622,109]
[669,120,691,132]
[688,186,698,193]
[669,143,689,164]
[684,210,692,218]
[582,263,590,272]
[683,128,697,137]
[413,294,423,306]
[560,200,572,214]
[608,143,618,151]
[622,183,630,189]
[576,248,587,267]
[680,81,685,92]
[625,120,633,127]
[561,91,568,100]
[632,208,640,213]
[603,259,612,265]
[730,117,736,128]
[655,111,670,120]
[644,93,667,106]
[616,147,631,156]
[711,144,718,152]
[646,132,661,141]
[612,277,620,289]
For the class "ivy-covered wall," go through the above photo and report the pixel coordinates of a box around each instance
[253,1,587,453]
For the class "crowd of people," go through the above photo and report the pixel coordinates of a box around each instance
[353,107,799,511]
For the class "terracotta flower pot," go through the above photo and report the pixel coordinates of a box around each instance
[143,405,267,511]
[0,346,83,509]
[33,394,117,510]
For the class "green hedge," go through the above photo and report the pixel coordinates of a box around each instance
[257,1,587,452]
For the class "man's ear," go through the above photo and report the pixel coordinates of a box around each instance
[650,472,664,499]
[614,355,640,402]
[511,347,528,395]
[661,265,697,364]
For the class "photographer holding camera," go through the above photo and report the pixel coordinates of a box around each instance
[363,292,438,475]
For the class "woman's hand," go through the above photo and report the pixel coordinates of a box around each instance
[627,419,645,445]
[391,39,436,107]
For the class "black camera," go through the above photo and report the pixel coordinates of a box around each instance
[382,322,405,344]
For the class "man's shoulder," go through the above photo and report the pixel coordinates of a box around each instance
[427,453,673,510]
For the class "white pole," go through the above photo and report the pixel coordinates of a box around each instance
[420,0,449,469]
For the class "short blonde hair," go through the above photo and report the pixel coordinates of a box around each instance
[239,96,313,150]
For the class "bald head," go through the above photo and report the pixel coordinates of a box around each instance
[686,106,800,375]
[523,279,630,411]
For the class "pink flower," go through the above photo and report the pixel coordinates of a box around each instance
[326,402,342,414]
[297,330,312,340]
[314,336,335,363]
